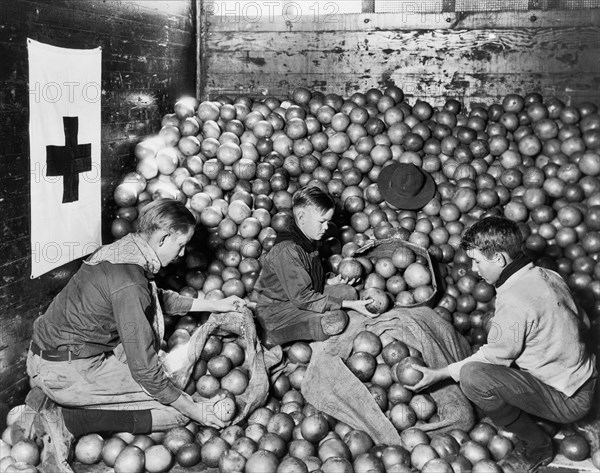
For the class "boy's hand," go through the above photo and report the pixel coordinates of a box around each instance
[327,274,359,286]
[212,296,246,313]
[343,298,376,318]
[192,393,230,429]
[405,365,450,392]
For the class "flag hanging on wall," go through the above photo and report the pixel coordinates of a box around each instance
[28,39,102,278]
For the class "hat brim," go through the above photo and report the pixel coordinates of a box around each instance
[378,162,436,210]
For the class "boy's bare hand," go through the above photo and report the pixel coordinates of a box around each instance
[344,298,376,318]
[327,274,359,286]
[192,392,230,429]
[212,296,246,313]
[405,365,450,392]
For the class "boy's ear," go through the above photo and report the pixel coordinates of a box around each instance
[494,252,508,267]
[296,208,306,223]
[157,230,169,247]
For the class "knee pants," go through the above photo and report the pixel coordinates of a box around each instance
[256,284,357,347]
[26,345,187,427]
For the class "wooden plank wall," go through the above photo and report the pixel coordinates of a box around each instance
[199,0,600,107]
[0,0,195,429]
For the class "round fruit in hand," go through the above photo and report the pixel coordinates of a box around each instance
[360,287,390,314]
[214,396,237,422]
[393,356,426,385]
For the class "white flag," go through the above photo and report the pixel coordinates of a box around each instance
[28,39,102,278]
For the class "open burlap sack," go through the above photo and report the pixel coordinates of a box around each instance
[161,308,282,424]
[302,306,476,445]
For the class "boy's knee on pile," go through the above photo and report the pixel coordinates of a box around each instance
[321,310,349,336]
[459,361,491,398]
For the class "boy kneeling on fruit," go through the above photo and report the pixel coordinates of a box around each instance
[407,216,597,472]
[12,199,245,473]
[252,185,373,347]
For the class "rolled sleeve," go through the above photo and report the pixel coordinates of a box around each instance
[158,288,194,315]
[112,284,182,404]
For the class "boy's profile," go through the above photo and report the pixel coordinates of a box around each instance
[252,185,372,347]
[406,216,596,472]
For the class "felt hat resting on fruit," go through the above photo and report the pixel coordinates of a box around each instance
[377,162,436,210]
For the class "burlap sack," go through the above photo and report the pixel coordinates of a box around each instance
[161,308,281,424]
[302,307,476,445]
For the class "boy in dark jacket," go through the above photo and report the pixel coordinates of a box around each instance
[253,186,372,347]
[14,199,245,472]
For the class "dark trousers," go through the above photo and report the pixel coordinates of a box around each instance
[256,284,357,347]
[459,362,596,426]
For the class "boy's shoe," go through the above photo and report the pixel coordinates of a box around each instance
[499,440,554,473]
[12,387,75,473]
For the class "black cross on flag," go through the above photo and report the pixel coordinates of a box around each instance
[46,116,92,203]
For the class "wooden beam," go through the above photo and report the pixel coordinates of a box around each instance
[207,9,600,32]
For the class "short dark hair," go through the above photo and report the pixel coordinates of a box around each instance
[460,216,523,259]
[137,198,196,236]
[292,186,335,214]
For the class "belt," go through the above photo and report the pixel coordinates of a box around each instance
[29,341,86,362]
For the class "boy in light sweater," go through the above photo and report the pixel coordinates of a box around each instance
[407,216,596,472]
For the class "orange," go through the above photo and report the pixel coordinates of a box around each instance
[391,247,416,270]
[214,396,237,422]
[353,453,385,473]
[344,430,374,459]
[300,414,329,443]
[221,342,245,367]
[144,444,173,473]
[4,461,38,472]
[163,426,194,455]
[277,456,310,473]
[101,436,127,467]
[201,437,229,468]
[287,342,312,364]
[410,444,438,471]
[219,449,247,473]
[9,440,40,466]
[207,355,234,378]
[403,262,432,288]
[0,457,16,472]
[320,456,353,473]
[5,406,26,428]
[374,257,397,279]
[175,442,202,467]
[113,445,145,473]
[352,331,383,357]
[129,434,154,452]
[74,433,104,464]
[221,368,249,395]
[245,449,279,473]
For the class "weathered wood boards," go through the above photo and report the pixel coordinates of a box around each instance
[200,5,600,106]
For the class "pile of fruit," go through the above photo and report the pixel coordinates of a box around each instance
[1,335,596,473]
[2,85,599,472]
[111,87,599,348]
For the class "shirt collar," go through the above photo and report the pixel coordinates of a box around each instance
[495,253,532,288]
